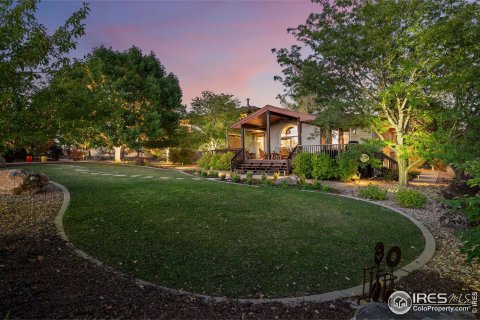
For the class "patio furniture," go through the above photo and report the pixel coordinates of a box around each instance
[280,148,289,159]
[259,149,267,160]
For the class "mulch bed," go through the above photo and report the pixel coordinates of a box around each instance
[0,184,353,319]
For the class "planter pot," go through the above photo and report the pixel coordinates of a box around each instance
[26,155,33,162]
[40,156,48,163]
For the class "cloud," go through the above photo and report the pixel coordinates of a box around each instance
[63,1,321,107]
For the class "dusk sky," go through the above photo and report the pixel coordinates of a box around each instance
[37,1,320,108]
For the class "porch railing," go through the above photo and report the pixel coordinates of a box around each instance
[374,152,398,171]
[230,148,245,171]
[294,144,398,170]
[297,144,349,158]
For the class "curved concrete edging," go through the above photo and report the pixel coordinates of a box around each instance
[52,179,435,306]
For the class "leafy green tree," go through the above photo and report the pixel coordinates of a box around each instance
[0,0,89,154]
[188,91,241,151]
[273,0,478,186]
[48,46,184,162]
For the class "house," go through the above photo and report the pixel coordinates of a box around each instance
[227,104,385,174]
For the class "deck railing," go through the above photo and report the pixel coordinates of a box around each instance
[295,144,398,171]
[374,152,398,171]
[227,144,398,173]
[297,144,349,158]
[230,148,245,171]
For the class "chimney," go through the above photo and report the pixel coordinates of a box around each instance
[246,98,250,106]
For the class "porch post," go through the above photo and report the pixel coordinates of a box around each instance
[266,110,271,159]
[226,128,230,149]
[297,118,302,146]
[241,125,245,159]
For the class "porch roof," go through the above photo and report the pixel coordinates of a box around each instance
[230,105,316,129]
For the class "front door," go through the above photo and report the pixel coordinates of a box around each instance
[256,134,265,159]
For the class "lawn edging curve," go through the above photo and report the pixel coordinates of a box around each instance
[51,180,435,306]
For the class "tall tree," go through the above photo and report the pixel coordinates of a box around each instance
[188,91,241,151]
[47,46,184,162]
[273,0,479,186]
[0,0,89,153]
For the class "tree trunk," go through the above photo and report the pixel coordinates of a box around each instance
[396,132,409,187]
[398,157,409,187]
[114,146,122,163]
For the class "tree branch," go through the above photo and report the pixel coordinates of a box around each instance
[407,158,425,172]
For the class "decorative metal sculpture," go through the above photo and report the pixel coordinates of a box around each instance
[358,242,401,303]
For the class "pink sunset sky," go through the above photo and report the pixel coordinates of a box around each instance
[38,1,321,108]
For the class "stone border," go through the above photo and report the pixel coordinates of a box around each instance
[51,178,435,306]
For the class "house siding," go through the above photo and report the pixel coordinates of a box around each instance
[301,123,321,145]
[349,127,373,142]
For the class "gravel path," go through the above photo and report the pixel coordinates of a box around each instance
[321,180,480,294]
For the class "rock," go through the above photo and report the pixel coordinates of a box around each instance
[0,169,49,195]
[0,156,6,168]
[439,213,468,230]
[274,175,299,186]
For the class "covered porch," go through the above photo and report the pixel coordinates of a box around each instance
[229,105,317,161]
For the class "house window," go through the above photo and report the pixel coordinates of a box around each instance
[280,125,298,148]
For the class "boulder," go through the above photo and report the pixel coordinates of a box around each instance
[274,175,300,186]
[440,213,468,230]
[0,156,6,168]
[0,169,49,195]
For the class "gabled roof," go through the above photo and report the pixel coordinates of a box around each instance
[230,105,316,129]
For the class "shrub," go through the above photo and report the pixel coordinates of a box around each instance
[169,148,195,164]
[217,152,234,170]
[311,153,337,180]
[196,152,234,170]
[208,170,219,178]
[197,153,213,169]
[273,172,280,181]
[298,174,306,187]
[395,188,427,208]
[135,158,146,166]
[381,168,399,182]
[46,144,63,160]
[219,173,226,180]
[408,170,421,180]
[200,170,208,177]
[452,161,480,263]
[278,179,290,189]
[337,150,361,182]
[231,172,240,183]
[359,184,387,200]
[2,148,27,162]
[292,152,313,178]
[246,171,254,185]
[261,173,268,182]
[308,181,330,192]
[320,184,331,192]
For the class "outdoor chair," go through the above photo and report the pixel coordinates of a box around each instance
[259,149,267,160]
[280,148,289,159]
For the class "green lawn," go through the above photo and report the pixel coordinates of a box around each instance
[18,163,424,298]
